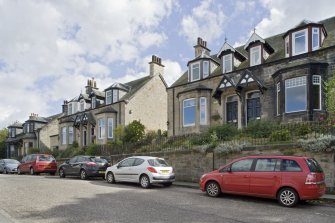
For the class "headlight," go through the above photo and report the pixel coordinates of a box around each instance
[200,174,207,180]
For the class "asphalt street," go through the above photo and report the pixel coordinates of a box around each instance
[0,174,335,223]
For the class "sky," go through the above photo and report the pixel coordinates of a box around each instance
[0,0,335,128]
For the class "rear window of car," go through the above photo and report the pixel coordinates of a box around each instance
[148,159,169,167]
[90,157,107,163]
[281,159,302,172]
[38,155,55,161]
[306,159,323,173]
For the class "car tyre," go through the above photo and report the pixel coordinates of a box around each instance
[17,167,22,175]
[59,168,65,178]
[277,188,299,207]
[30,167,35,175]
[140,175,151,189]
[106,172,115,184]
[80,169,88,180]
[206,181,221,197]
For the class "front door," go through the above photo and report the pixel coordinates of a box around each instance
[83,129,87,146]
[246,92,260,122]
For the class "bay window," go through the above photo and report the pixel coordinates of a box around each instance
[285,76,307,113]
[312,75,321,110]
[98,119,105,139]
[68,127,74,144]
[200,97,207,125]
[183,98,196,127]
[108,118,113,138]
[62,127,67,145]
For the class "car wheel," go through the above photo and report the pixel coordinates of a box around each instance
[17,167,22,175]
[59,168,65,178]
[80,169,88,180]
[163,182,173,187]
[106,172,115,184]
[277,188,299,207]
[30,167,35,175]
[206,181,221,197]
[140,175,151,189]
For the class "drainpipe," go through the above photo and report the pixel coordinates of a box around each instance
[173,88,175,136]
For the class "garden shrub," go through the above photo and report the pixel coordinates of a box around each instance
[244,120,275,138]
[269,129,291,142]
[298,135,335,152]
[208,124,238,141]
[85,144,98,156]
[123,120,145,143]
[214,142,246,154]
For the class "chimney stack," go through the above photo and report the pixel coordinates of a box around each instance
[62,100,68,114]
[149,55,164,77]
[194,37,210,58]
[85,78,98,94]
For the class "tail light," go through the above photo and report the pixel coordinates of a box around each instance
[305,173,317,184]
[147,167,157,173]
[86,162,97,166]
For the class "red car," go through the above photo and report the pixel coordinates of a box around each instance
[199,155,325,207]
[17,154,57,175]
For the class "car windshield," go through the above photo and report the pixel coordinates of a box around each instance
[90,157,107,163]
[148,158,169,167]
[38,155,55,161]
[306,158,323,173]
[5,159,20,164]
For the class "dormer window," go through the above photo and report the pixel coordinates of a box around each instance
[285,37,289,57]
[92,96,96,109]
[293,29,307,55]
[203,61,209,78]
[106,90,112,104]
[312,28,320,50]
[80,99,85,112]
[250,46,261,66]
[190,62,200,81]
[223,54,232,73]
[68,103,73,115]
[112,89,118,103]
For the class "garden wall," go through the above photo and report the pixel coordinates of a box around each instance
[110,145,335,192]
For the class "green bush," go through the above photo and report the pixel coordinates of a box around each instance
[214,142,246,154]
[123,120,145,143]
[269,129,291,142]
[244,120,275,138]
[298,135,335,152]
[208,124,238,141]
[293,123,311,137]
[28,147,40,154]
[85,144,98,156]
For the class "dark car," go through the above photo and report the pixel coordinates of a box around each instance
[0,159,20,174]
[58,155,109,180]
[17,154,57,175]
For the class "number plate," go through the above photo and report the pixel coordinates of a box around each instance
[99,171,105,174]
[160,170,169,174]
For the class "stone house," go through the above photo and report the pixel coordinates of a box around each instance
[5,113,61,158]
[58,55,167,150]
[167,16,335,136]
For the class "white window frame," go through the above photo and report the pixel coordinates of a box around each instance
[276,82,281,116]
[312,27,320,51]
[62,127,67,145]
[285,36,289,57]
[106,90,112,105]
[285,76,307,113]
[112,89,118,103]
[92,96,96,109]
[203,61,209,78]
[190,62,200,82]
[200,97,207,125]
[68,127,74,144]
[250,46,261,66]
[313,75,322,110]
[68,103,72,115]
[223,54,232,73]
[80,99,85,112]
[98,119,105,139]
[183,98,196,127]
[292,29,308,56]
[107,118,113,139]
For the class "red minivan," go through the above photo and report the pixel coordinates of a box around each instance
[199,155,325,207]
[17,154,57,175]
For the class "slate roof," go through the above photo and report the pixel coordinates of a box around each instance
[170,16,335,88]
[119,75,152,101]
[7,122,23,128]
[90,89,105,98]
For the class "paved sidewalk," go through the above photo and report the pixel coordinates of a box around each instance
[173,181,335,200]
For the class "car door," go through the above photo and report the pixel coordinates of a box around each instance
[249,158,282,197]
[0,160,4,172]
[220,158,254,194]
[128,158,145,182]
[66,156,78,175]
[113,158,136,182]
[22,155,31,173]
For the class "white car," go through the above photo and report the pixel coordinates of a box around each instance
[105,156,175,188]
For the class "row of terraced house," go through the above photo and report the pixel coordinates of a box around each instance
[5,16,335,158]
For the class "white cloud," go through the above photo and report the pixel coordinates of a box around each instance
[179,0,226,45]
[0,0,176,128]
[163,60,183,86]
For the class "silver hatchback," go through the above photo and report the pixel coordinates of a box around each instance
[105,156,175,188]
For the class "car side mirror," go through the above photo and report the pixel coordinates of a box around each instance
[117,164,121,169]
[65,160,69,164]
[220,166,231,173]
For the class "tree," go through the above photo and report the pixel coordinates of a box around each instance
[325,72,335,121]
[124,120,145,143]
[0,128,8,158]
